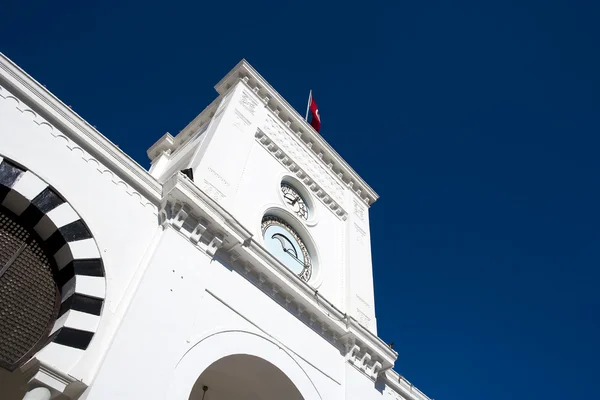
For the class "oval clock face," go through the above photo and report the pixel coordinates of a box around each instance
[281,183,309,220]
[262,216,311,282]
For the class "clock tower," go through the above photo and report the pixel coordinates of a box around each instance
[148,60,380,333]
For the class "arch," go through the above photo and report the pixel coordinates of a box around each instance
[0,155,106,368]
[169,330,322,400]
[190,354,304,400]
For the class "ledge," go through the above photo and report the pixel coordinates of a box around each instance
[148,97,221,163]
[20,359,87,399]
[0,53,162,206]
[383,370,432,400]
[161,172,397,378]
[214,59,378,206]
[147,132,175,161]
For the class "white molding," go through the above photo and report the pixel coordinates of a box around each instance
[383,369,433,400]
[256,123,348,220]
[161,172,397,374]
[0,53,161,208]
[147,98,221,163]
[146,132,175,161]
[28,362,87,399]
[212,59,378,206]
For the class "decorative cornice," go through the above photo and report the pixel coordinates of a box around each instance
[255,126,348,220]
[213,59,379,206]
[22,359,87,399]
[383,370,433,400]
[161,172,396,378]
[0,53,162,207]
[147,132,175,160]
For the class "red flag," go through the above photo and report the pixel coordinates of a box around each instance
[309,95,321,132]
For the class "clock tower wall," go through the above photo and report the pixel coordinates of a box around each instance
[232,138,349,312]
[150,75,380,334]
[187,82,265,211]
[345,194,378,333]
[184,82,350,313]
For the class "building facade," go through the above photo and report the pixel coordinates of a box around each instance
[0,54,430,400]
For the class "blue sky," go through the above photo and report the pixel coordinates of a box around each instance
[2,1,599,399]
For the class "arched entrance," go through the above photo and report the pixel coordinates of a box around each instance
[189,354,304,400]
[169,330,321,400]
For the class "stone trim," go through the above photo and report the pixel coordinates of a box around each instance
[383,369,433,400]
[214,60,378,206]
[0,54,161,210]
[21,359,87,400]
[255,127,348,220]
[154,60,378,207]
[161,172,397,379]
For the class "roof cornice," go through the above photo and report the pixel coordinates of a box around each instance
[213,59,379,206]
[0,53,161,205]
[383,370,432,400]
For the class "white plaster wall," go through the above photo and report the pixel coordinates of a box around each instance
[345,363,385,400]
[0,85,159,381]
[233,140,347,306]
[157,128,207,184]
[85,227,351,400]
[346,198,378,333]
[178,81,378,318]
[190,83,260,209]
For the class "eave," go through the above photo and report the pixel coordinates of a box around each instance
[0,53,161,207]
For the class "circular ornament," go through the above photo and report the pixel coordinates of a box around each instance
[280,182,309,220]
[261,215,311,282]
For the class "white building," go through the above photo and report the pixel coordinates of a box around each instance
[0,54,431,400]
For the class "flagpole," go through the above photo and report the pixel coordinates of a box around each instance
[305,90,312,121]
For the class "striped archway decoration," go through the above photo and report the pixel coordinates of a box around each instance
[0,155,105,367]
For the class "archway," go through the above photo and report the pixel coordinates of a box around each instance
[189,354,304,400]
[0,156,106,374]
[169,330,321,400]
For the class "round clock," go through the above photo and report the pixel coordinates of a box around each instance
[262,216,312,282]
[281,182,309,220]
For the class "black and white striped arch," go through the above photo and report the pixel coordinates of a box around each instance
[0,156,105,358]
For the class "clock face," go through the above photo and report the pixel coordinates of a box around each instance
[281,183,309,220]
[262,216,311,282]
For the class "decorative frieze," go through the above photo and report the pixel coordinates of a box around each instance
[384,370,433,400]
[239,89,259,116]
[0,84,158,211]
[213,62,379,206]
[255,122,348,220]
